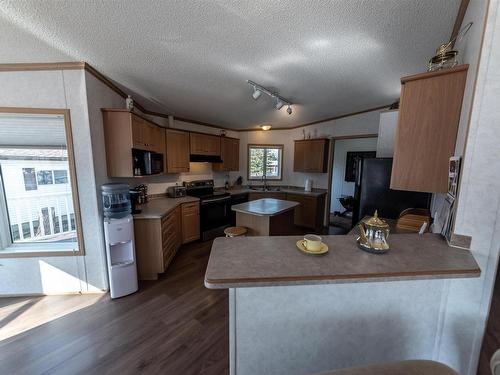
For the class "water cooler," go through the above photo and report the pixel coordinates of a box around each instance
[101,183,138,299]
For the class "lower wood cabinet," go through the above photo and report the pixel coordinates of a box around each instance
[284,193,326,231]
[182,201,200,244]
[134,201,200,280]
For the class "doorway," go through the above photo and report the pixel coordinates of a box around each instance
[328,137,378,234]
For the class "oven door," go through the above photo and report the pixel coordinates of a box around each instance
[200,196,230,232]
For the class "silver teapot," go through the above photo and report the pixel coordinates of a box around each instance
[357,210,390,254]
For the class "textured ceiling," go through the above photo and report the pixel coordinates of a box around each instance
[0,0,461,129]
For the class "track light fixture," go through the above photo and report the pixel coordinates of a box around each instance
[246,80,293,115]
[252,87,262,100]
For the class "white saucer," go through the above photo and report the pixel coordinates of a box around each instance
[296,240,329,255]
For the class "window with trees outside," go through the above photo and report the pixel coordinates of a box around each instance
[248,144,283,180]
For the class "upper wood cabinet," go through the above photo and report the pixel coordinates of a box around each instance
[102,109,166,177]
[130,113,165,153]
[213,137,240,171]
[190,132,221,156]
[165,129,190,173]
[293,139,329,173]
[390,65,468,193]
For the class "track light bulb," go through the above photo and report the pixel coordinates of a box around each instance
[275,98,285,110]
[287,105,292,115]
[252,87,262,100]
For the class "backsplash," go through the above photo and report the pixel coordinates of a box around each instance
[111,162,242,195]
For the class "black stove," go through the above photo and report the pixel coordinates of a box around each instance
[184,180,231,240]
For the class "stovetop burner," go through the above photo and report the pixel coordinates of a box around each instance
[184,179,231,201]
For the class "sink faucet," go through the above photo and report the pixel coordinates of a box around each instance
[262,175,268,191]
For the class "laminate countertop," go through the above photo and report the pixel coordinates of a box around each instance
[132,196,199,219]
[231,198,300,217]
[204,234,480,289]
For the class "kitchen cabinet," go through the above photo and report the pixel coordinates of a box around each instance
[213,137,239,171]
[166,129,190,173]
[102,109,166,177]
[390,65,468,193]
[181,201,200,244]
[293,139,329,173]
[131,113,165,153]
[286,193,326,231]
[134,206,181,280]
[190,132,221,156]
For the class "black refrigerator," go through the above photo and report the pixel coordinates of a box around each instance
[351,158,431,225]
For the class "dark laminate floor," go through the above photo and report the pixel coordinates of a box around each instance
[0,240,229,375]
[478,262,500,375]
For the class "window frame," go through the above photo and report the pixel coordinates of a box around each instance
[0,107,85,258]
[247,144,284,181]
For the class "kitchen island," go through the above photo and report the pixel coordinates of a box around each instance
[205,234,480,375]
[231,198,299,236]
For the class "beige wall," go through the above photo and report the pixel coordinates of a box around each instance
[0,69,108,295]
[238,109,381,190]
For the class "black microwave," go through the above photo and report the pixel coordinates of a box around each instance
[132,149,163,176]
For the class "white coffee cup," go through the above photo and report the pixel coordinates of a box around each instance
[303,234,322,251]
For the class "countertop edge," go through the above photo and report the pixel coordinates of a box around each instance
[204,268,481,289]
[231,202,299,217]
[223,188,328,197]
[132,196,200,219]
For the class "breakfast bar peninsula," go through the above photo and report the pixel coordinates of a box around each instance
[205,234,480,375]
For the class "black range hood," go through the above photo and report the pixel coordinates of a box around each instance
[190,154,223,163]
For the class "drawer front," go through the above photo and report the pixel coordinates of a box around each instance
[182,202,199,212]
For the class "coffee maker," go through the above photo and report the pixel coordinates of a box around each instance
[130,184,148,214]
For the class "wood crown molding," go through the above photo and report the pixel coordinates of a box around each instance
[237,104,391,132]
[0,61,391,133]
[449,0,471,48]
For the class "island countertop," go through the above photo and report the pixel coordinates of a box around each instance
[231,198,299,217]
[204,234,480,288]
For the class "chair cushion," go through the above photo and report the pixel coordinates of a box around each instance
[314,360,458,375]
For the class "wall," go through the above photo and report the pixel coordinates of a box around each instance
[454,0,490,156]
[330,138,378,213]
[376,110,398,157]
[239,109,381,190]
[444,0,500,372]
[0,69,108,295]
